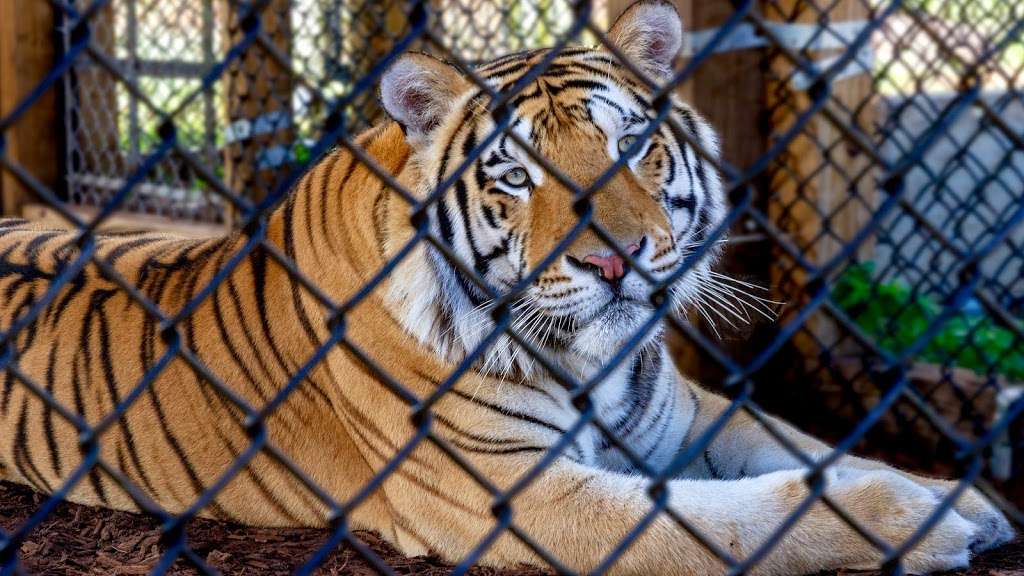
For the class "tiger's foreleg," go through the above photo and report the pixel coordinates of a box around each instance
[679,378,1014,569]
[407,455,983,575]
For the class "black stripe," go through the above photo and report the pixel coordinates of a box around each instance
[104,236,164,265]
[211,273,273,404]
[704,449,724,479]
[226,272,287,395]
[613,350,661,438]
[297,175,318,260]
[641,385,676,460]
[0,218,29,229]
[449,388,566,435]
[434,411,524,446]
[3,289,39,415]
[280,197,339,407]
[662,142,677,186]
[435,196,456,247]
[677,123,697,201]
[47,265,90,329]
[14,396,53,492]
[72,352,110,505]
[137,269,230,519]
[22,232,61,267]
[320,153,360,256]
[480,204,499,228]
[454,179,492,277]
[669,194,696,212]
[548,78,608,96]
[679,384,701,451]
[445,438,545,455]
[483,153,505,168]
[434,103,484,185]
[1,369,13,417]
[591,93,625,115]
[681,110,712,196]
[509,84,544,108]
[93,290,158,494]
[43,345,62,478]
[371,191,391,258]
[250,248,328,408]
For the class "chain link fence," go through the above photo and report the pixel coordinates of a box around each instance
[1,0,1022,573]
[58,0,585,223]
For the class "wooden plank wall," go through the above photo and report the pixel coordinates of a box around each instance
[0,1,60,217]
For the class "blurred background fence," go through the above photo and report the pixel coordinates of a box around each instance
[0,0,1022,568]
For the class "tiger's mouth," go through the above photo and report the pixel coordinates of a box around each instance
[584,294,649,324]
[559,292,664,360]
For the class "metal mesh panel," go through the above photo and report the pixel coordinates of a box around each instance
[1,0,1022,573]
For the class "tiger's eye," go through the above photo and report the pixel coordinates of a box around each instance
[618,135,638,155]
[501,167,530,188]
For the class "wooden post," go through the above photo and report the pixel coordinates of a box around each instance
[764,0,877,357]
[0,0,60,217]
[686,3,768,172]
[223,0,295,212]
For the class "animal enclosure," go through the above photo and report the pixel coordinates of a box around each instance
[1,0,1022,574]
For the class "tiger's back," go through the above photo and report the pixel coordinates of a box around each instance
[0,193,393,528]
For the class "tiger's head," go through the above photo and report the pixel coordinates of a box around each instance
[382,1,729,377]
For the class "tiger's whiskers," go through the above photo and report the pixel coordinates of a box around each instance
[672,269,783,338]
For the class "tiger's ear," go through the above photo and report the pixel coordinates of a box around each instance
[380,53,471,148]
[607,0,683,79]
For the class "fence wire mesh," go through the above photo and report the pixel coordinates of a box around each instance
[0,0,1022,574]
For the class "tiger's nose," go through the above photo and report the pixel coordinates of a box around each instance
[582,242,641,282]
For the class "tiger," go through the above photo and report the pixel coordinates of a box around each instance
[0,1,1013,574]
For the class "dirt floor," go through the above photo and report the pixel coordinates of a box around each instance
[0,481,1020,575]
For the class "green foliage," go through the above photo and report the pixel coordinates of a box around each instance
[832,262,1024,381]
[292,141,312,166]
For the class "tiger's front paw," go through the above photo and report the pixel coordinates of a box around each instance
[924,480,1015,554]
[833,470,978,574]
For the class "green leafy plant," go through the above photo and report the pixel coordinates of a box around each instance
[832,261,1024,381]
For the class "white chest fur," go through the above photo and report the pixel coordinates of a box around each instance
[568,344,697,474]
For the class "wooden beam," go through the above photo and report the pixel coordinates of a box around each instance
[22,202,228,238]
[0,0,60,217]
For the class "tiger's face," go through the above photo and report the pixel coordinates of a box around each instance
[382,1,725,373]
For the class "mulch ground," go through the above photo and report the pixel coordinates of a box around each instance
[0,481,1020,575]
